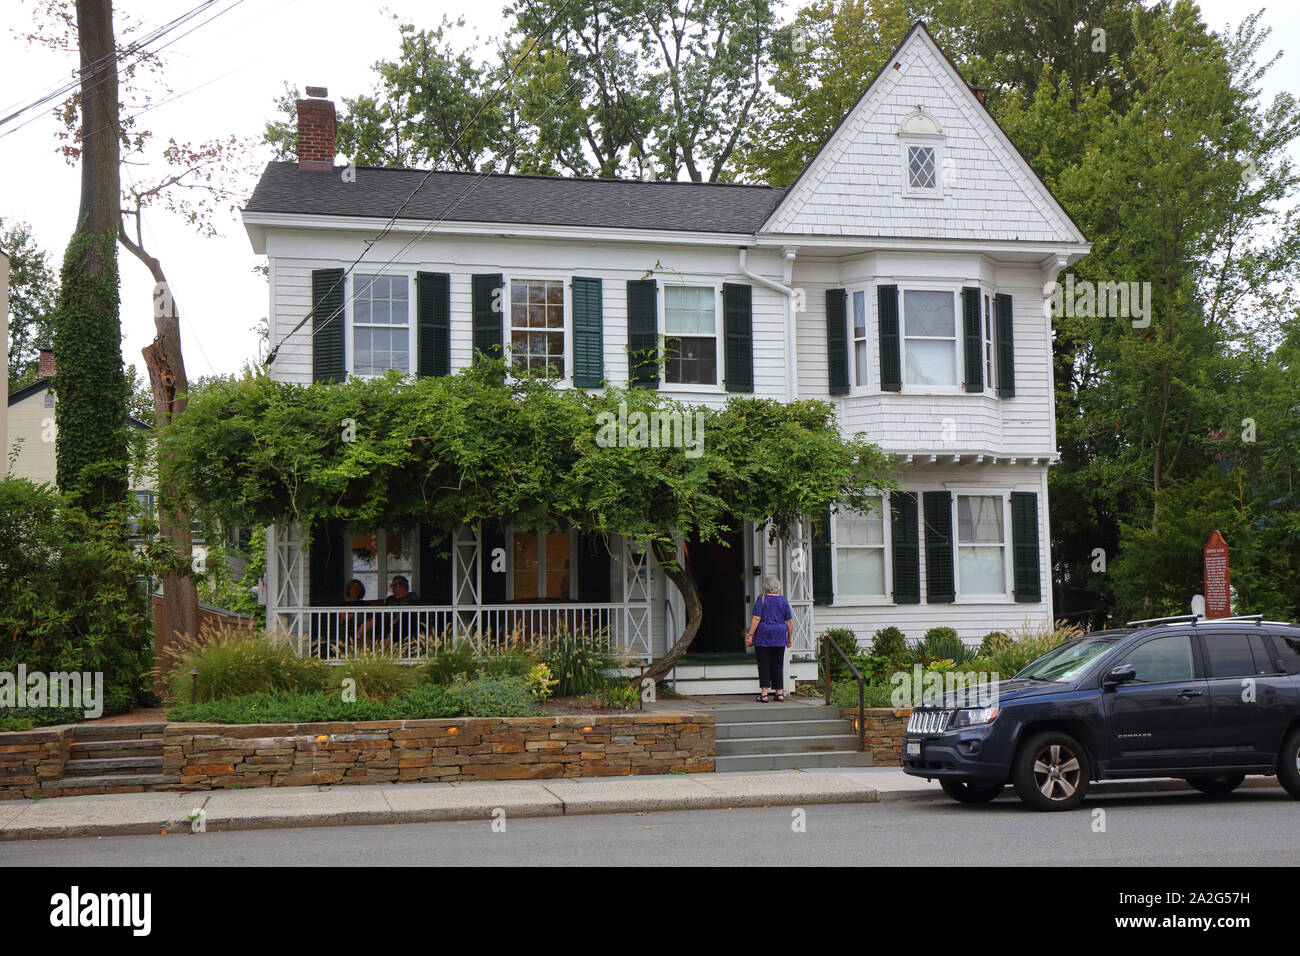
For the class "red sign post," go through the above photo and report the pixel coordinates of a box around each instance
[1203,530,1231,618]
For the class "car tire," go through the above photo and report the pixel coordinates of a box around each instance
[1012,731,1091,811]
[940,780,1005,804]
[1278,727,1300,799]
[1187,773,1246,795]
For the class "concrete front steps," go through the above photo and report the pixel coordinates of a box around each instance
[667,657,818,696]
[714,702,874,772]
[53,721,179,795]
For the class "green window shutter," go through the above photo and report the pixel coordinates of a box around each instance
[878,284,901,392]
[995,292,1015,397]
[311,268,346,383]
[890,492,920,604]
[471,273,504,361]
[923,490,955,603]
[626,278,658,388]
[826,288,849,395]
[417,272,451,378]
[1011,491,1041,603]
[722,282,753,393]
[962,286,983,393]
[571,277,604,388]
[811,507,833,606]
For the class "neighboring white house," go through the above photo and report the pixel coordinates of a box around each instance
[241,22,1090,685]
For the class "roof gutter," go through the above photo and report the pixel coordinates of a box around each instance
[738,247,798,402]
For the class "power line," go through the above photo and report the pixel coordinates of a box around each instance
[263,0,574,367]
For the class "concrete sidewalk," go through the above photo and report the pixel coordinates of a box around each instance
[0,769,1283,841]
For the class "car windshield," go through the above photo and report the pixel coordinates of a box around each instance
[1014,638,1118,683]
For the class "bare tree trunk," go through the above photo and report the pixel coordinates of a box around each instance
[75,0,119,235]
[641,539,703,684]
[122,228,199,690]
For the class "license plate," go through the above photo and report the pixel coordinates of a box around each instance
[905,739,922,757]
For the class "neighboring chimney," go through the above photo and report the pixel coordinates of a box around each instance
[39,348,55,379]
[296,86,336,171]
[972,85,987,106]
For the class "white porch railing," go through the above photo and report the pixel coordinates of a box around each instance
[272,603,652,663]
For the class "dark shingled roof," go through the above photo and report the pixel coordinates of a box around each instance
[244,161,786,234]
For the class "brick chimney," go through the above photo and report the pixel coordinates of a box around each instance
[971,85,987,106]
[38,348,55,379]
[296,86,336,172]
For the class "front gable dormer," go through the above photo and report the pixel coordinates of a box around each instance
[761,22,1085,244]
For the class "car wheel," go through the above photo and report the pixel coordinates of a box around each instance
[1013,731,1091,811]
[1187,773,1246,795]
[940,780,1005,804]
[1278,727,1300,799]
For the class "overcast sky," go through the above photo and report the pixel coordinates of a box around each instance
[1,0,1296,381]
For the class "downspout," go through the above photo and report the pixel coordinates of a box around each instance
[739,247,798,402]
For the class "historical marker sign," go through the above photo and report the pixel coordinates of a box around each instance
[1203,530,1230,618]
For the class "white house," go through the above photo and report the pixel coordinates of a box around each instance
[241,22,1089,688]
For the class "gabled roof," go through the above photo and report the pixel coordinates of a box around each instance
[7,377,152,429]
[760,20,1088,245]
[244,161,787,235]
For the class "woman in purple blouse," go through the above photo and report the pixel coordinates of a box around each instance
[745,576,794,702]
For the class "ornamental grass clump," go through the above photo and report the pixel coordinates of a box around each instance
[160,622,327,703]
[540,630,618,697]
[334,652,419,701]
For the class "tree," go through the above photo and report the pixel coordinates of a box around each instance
[1,218,59,390]
[162,362,893,680]
[52,0,128,513]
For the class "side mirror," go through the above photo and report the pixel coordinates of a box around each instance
[1103,664,1137,688]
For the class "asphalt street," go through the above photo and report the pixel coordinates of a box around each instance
[2,787,1295,866]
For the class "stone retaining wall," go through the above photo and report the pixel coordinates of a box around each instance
[0,726,70,799]
[165,713,715,789]
[842,707,911,767]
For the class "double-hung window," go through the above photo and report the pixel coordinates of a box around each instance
[349,529,415,601]
[352,274,410,375]
[834,497,888,598]
[664,286,718,385]
[984,293,994,392]
[903,290,958,387]
[852,290,869,387]
[510,279,565,376]
[956,495,1006,595]
[511,530,572,600]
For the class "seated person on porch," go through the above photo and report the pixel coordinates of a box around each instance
[383,575,421,648]
[329,578,374,655]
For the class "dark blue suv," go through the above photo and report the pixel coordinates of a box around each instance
[901,617,1300,810]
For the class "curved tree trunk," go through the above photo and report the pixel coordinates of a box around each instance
[121,228,198,689]
[641,538,703,684]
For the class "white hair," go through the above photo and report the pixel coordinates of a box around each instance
[763,576,781,593]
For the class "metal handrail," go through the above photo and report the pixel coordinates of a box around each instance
[823,635,866,752]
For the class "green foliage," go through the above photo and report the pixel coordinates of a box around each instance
[525,663,558,700]
[0,479,166,709]
[830,678,895,710]
[422,641,479,685]
[161,624,327,703]
[819,627,859,680]
[540,636,618,697]
[445,677,540,717]
[871,626,906,656]
[984,620,1085,677]
[335,653,418,702]
[476,648,540,681]
[52,229,129,513]
[979,631,1012,656]
[387,683,461,719]
[918,627,977,666]
[598,680,640,712]
[1,216,59,389]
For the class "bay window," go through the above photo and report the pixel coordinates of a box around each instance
[852,290,869,387]
[903,289,957,387]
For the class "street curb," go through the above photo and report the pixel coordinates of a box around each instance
[0,784,880,841]
[875,775,1282,802]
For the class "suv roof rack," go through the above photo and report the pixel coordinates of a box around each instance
[1126,615,1199,627]
[1125,613,1280,628]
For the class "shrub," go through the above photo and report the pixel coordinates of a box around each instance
[979,631,1012,656]
[422,641,479,685]
[872,626,907,656]
[525,663,558,700]
[819,628,859,681]
[919,627,976,665]
[599,681,640,712]
[830,679,895,710]
[334,653,418,702]
[386,683,460,719]
[167,690,392,724]
[540,635,617,697]
[990,619,1084,676]
[446,677,540,717]
[477,647,540,680]
[161,622,327,703]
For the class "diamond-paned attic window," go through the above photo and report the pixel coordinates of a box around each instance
[907,146,937,189]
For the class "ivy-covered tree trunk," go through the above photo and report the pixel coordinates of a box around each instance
[55,0,128,512]
[642,539,703,684]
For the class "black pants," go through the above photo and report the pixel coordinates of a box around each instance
[755,645,786,690]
